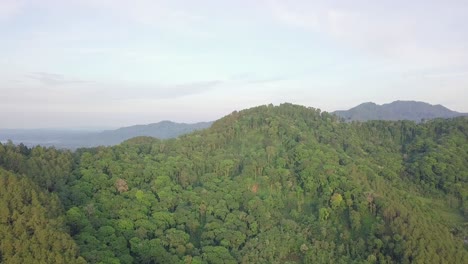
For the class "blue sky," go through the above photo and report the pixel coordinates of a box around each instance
[1,0,467,128]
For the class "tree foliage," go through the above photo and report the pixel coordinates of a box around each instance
[0,103,467,263]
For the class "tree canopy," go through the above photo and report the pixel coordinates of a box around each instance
[0,103,466,263]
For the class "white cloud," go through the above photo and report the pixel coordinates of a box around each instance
[267,0,320,30]
[0,0,24,20]
[266,0,468,70]
[64,0,208,37]
[0,72,224,111]
[26,72,89,86]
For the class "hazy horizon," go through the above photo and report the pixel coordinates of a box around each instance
[2,0,468,129]
[1,100,466,130]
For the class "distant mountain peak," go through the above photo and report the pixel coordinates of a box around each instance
[359,102,377,106]
[333,100,466,122]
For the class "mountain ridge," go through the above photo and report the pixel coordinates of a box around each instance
[2,100,467,149]
[333,100,467,122]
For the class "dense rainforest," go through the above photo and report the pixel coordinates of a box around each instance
[0,103,467,264]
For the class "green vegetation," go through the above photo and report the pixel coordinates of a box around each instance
[0,168,85,264]
[0,103,467,263]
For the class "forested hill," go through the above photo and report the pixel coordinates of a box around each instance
[333,100,467,122]
[0,103,467,263]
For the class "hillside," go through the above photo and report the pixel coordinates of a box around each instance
[333,100,467,122]
[0,103,467,263]
[0,121,212,149]
[0,167,86,263]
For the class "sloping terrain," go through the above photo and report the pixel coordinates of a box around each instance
[0,103,466,263]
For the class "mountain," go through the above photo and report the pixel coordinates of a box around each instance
[333,100,467,122]
[0,121,213,149]
[80,120,213,147]
[0,103,467,263]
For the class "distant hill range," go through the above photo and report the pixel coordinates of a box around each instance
[333,100,467,122]
[0,121,212,149]
[91,121,212,145]
[3,100,466,149]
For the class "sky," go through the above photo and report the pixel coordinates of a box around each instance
[1,0,467,129]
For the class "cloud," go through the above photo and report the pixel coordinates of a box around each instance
[66,0,207,36]
[0,0,24,20]
[26,72,90,86]
[267,0,320,30]
[422,71,468,80]
[119,80,223,100]
[1,74,224,112]
[266,0,468,70]
[229,72,288,84]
